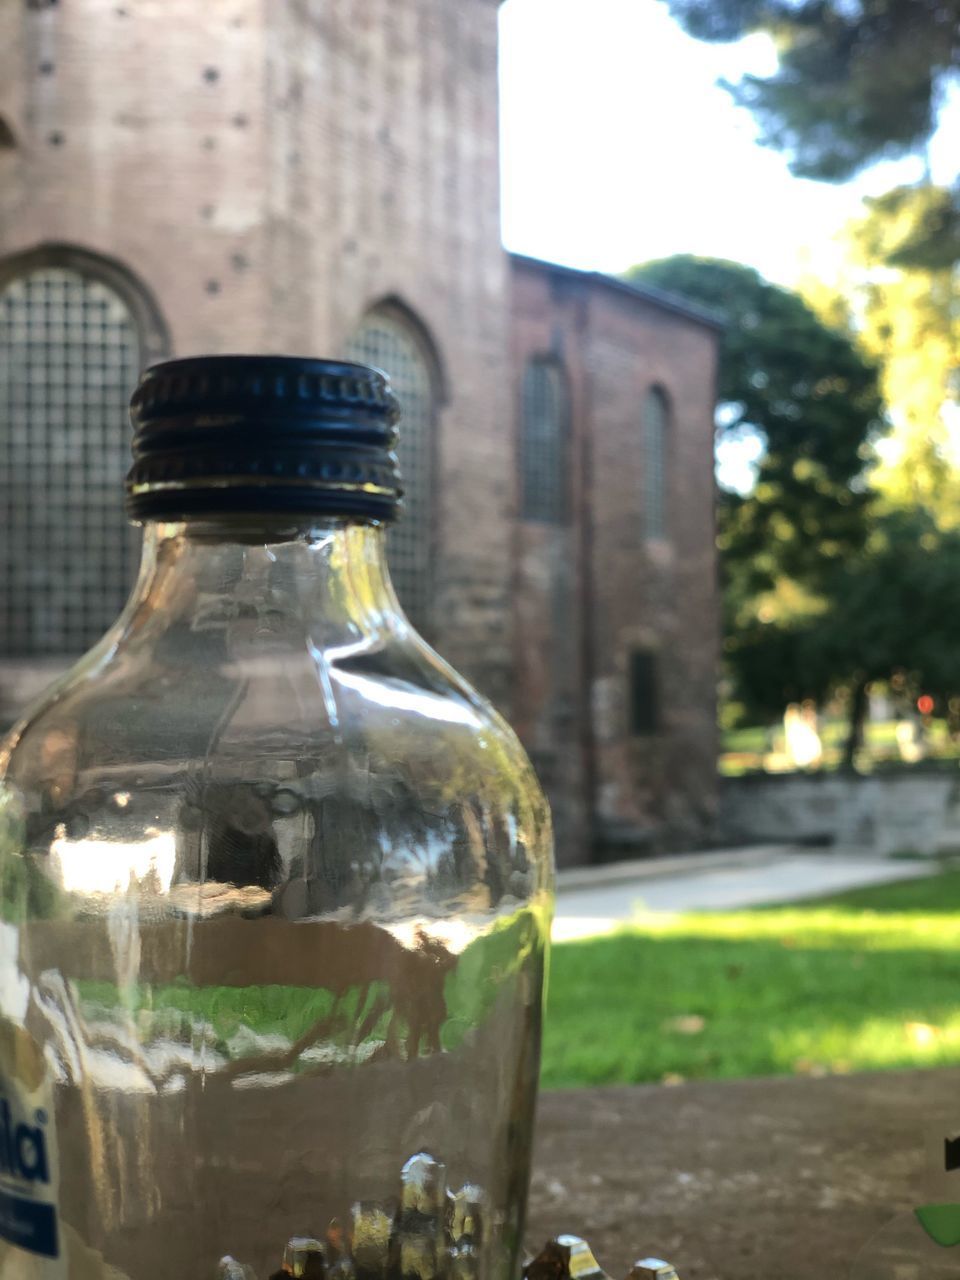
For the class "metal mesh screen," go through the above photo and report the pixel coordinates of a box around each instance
[521,359,566,523]
[345,315,434,630]
[0,266,141,656]
[643,387,668,541]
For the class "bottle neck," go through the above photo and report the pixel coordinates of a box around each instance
[121,518,406,654]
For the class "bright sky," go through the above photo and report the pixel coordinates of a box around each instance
[498,0,936,288]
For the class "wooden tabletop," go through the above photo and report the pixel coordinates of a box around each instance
[527,1069,960,1279]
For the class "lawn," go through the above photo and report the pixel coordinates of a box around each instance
[540,870,960,1089]
[719,715,960,774]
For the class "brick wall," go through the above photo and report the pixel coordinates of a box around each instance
[0,0,720,863]
[262,0,513,703]
[0,0,513,706]
[511,258,720,860]
[0,1,273,351]
[509,262,591,864]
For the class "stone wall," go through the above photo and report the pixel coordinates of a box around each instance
[720,772,960,855]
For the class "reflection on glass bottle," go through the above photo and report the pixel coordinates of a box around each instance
[221,1258,258,1280]
[447,1184,486,1280]
[282,1238,327,1279]
[398,1153,447,1280]
[351,1201,393,1280]
[0,357,553,1280]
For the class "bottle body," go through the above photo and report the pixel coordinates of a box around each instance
[0,520,553,1280]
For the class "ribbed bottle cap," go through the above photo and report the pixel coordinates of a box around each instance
[125,355,403,521]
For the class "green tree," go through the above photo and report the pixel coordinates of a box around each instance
[800,186,960,522]
[795,512,960,765]
[663,0,960,283]
[662,0,960,186]
[729,512,960,765]
[849,187,960,518]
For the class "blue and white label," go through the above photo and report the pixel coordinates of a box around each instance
[0,1183,58,1258]
[0,1078,59,1259]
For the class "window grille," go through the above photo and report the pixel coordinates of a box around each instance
[520,358,567,523]
[643,387,669,541]
[0,266,142,656]
[346,314,435,630]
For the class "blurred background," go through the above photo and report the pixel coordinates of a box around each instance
[1,0,959,879]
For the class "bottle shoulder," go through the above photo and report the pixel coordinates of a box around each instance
[3,628,536,786]
[1,627,555,912]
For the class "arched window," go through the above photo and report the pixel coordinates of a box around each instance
[520,357,567,523]
[642,386,669,541]
[345,309,437,630]
[0,246,167,656]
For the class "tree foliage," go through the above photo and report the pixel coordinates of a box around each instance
[662,0,960,184]
[649,6,960,751]
[798,186,960,520]
[732,513,960,740]
[863,183,960,273]
[848,185,960,518]
[628,256,885,599]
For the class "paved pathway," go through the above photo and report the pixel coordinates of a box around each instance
[552,845,941,941]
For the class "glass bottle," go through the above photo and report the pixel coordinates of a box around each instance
[0,357,554,1280]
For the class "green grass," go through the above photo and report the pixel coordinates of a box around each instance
[719,715,960,775]
[540,871,960,1089]
[722,725,769,754]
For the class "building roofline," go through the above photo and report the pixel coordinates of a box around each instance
[508,252,726,333]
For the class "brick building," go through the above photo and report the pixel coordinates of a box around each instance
[0,0,720,864]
